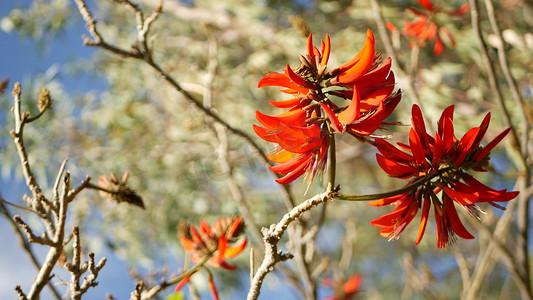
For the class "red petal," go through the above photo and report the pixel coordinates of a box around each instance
[200,220,212,235]
[386,22,398,32]
[227,217,242,237]
[343,275,363,294]
[320,103,343,133]
[267,149,295,163]
[269,153,312,174]
[442,186,479,206]
[174,275,193,292]
[409,127,426,165]
[258,72,309,94]
[355,57,392,88]
[367,192,406,207]
[444,196,475,239]
[285,64,314,89]
[370,199,412,227]
[470,112,491,151]
[376,154,418,178]
[372,139,414,163]
[253,124,277,143]
[433,33,444,56]
[320,33,331,66]
[415,193,431,245]
[255,109,307,129]
[268,98,300,109]
[275,156,310,184]
[336,32,376,84]
[454,127,481,165]
[418,0,434,11]
[217,235,227,263]
[474,127,511,162]
[411,104,428,146]
[346,102,386,136]
[359,72,396,109]
[449,4,469,16]
[180,237,195,252]
[306,33,315,60]
[338,86,361,124]
[223,238,247,259]
[206,269,220,300]
[333,29,374,75]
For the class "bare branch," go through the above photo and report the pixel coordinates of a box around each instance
[1,202,61,299]
[247,188,338,300]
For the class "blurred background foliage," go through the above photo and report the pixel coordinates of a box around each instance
[1,0,532,299]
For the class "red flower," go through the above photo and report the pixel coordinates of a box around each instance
[401,0,469,55]
[255,30,401,185]
[369,105,518,247]
[175,216,247,299]
[322,274,363,300]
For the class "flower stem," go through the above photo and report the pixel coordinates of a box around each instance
[334,169,449,201]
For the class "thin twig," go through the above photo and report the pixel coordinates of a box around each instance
[0,202,62,299]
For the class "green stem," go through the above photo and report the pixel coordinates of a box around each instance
[335,169,449,201]
[327,133,336,191]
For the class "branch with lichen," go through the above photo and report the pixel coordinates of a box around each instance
[7,83,107,300]
[247,187,338,300]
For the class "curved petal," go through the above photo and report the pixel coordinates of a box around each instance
[473,127,511,162]
[269,153,312,174]
[454,127,481,165]
[335,32,376,84]
[320,103,344,133]
[415,193,431,245]
[442,186,479,206]
[346,102,386,136]
[223,238,247,259]
[355,57,392,88]
[253,124,277,142]
[285,64,314,89]
[268,98,301,109]
[321,33,331,66]
[376,154,418,178]
[332,29,375,75]
[338,86,361,124]
[444,196,475,239]
[267,149,296,163]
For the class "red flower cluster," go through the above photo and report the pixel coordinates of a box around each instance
[388,0,469,55]
[175,216,247,299]
[369,105,518,247]
[255,30,401,185]
[322,274,363,300]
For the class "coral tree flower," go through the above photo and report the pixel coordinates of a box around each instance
[399,0,469,55]
[255,30,401,185]
[175,216,247,299]
[369,105,518,248]
[322,274,363,300]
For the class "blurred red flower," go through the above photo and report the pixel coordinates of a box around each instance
[369,105,518,247]
[322,274,363,300]
[392,0,469,55]
[175,216,247,299]
[255,30,401,185]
